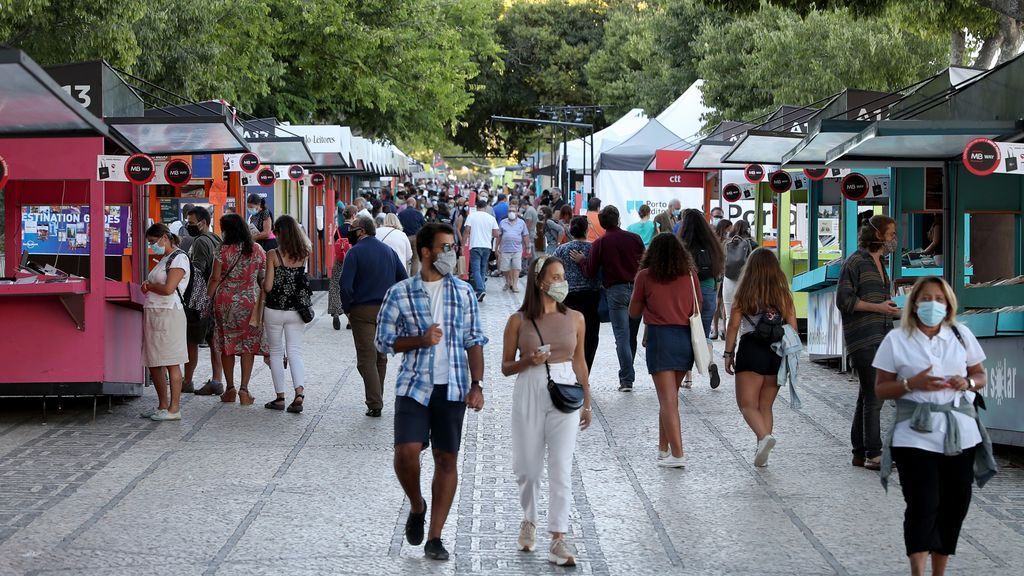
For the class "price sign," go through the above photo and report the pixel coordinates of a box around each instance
[310,172,326,186]
[723,183,742,203]
[744,164,765,184]
[803,168,828,181]
[963,138,1001,177]
[768,170,793,194]
[239,152,260,173]
[257,167,277,186]
[164,159,192,187]
[124,154,156,185]
[840,172,870,201]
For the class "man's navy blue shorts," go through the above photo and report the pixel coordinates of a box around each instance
[394,385,467,454]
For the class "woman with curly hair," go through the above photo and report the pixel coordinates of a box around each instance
[628,233,701,468]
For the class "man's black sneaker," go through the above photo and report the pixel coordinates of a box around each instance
[424,538,450,560]
[709,363,721,389]
[366,408,382,418]
[332,316,341,330]
[618,383,633,392]
[478,293,486,303]
[405,500,426,545]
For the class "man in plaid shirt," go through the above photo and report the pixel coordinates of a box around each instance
[375,222,487,561]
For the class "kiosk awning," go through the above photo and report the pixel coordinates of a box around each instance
[246,137,314,165]
[107,115,249,155]
[782,120,872,166]
[720,130,805,165]
[0,49,109,138]
[825,120,1024,165]
[684,141,740,170]
[312,152,350,169]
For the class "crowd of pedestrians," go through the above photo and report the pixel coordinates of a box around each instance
[140,182,996,574]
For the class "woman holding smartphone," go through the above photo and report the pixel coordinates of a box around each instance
[502,256,592,566]
[873,276,996,576]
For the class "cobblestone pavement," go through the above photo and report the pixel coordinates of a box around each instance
[1,282,1023,575]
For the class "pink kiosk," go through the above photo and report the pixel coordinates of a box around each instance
[0,50,147,412]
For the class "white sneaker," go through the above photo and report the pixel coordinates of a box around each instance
[657,450,669,460]
[139,407,159,419]
[517,520,536,552]
[548,538,576,566]
[658,455,686,468]
[754,435,776,467]
[151,410,181,421]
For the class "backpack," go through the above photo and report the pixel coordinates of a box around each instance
[694,247,714,281]
[166,249,211,320]
[745,308,786,343]
[725,237,755,281]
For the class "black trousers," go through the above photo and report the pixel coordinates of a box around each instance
[892,446,976,556]
[563,289,600,371]
[850,346,882,459]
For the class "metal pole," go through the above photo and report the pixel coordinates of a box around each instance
[561,123,568,193]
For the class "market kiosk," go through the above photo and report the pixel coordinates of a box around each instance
[0,50,148,401]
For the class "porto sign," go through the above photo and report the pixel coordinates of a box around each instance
[768,170,793,194]
[744,164,765,184]
[840,172,870,201]
[963,138,1001,177]
[124,154,156,185]
[722,183,742,203]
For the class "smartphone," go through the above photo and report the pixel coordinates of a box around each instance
[537,344,551,354]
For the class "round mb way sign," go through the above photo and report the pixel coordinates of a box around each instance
[963,138,1001,177]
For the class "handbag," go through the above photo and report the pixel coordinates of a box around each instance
[275,251,315,324]
[530,318,584,413]
[689,275,711,375]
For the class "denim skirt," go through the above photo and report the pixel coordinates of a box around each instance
[645,324,694,374]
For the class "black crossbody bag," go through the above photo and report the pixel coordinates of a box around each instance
[530,318,584,413]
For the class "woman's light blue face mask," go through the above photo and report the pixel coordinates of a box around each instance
[147,237,166,255]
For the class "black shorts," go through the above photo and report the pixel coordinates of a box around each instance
[394,385,467,454]
[185,310,213,344]
[735,333,782,376]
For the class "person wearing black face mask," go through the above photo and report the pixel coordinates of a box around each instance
[183,206,224,396]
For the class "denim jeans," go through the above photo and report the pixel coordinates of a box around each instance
[700,282,717,359]
[605,283,640,385]
[470,247,490,295]
[850,346,882,459]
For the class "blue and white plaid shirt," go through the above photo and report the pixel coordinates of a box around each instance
[375,273,488,406]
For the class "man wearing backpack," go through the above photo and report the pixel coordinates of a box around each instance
[183,206,225,395]
[723,220,758,324]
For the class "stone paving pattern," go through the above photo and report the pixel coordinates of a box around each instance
[1,284,1023,575]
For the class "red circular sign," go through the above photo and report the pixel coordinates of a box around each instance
[0,155,8,189]
[962,138,1001,177]
[256,167,276,186]
[288,165,305,181]
[744,164,765,184]
[803,168,828,181]
[840,172,870,201]
[239,153,260,173]
[124,154,156,185]
[722,183,742,203]
[310,172,326,186]
[165,159,192,187]
[768,170,793,194]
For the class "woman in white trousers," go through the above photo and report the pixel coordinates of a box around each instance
[502,256,592,567]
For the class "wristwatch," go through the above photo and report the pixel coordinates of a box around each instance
[472,380,483,390]
[967,377,976,391]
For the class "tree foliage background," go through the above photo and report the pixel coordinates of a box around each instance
[1,0,1019,157]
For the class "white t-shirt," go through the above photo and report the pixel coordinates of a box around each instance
[146,251,191,310]
[357,208,372,220]
[464,210,499,250]
[423,279,449,385]
[872,324,985,453]
[376,226,413,273]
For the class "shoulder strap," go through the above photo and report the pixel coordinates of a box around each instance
[529,317,552,381]
[165,250,188,304]
[950,324,966,349]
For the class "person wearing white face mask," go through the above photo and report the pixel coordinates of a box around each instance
[501,256,591,566]
[497,202,529,292]
[872,276,996,576]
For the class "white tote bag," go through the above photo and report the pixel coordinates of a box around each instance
[689,275,711,375]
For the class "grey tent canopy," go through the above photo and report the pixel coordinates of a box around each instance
[597,119,683,171]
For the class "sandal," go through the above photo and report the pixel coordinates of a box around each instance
[287,394,305,413]
[220,387,237,403]
[264,397,286,410]
[239,388,255,406]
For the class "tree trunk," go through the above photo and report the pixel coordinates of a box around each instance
[950,29,967,66]
[996,16,1024,64]
[976,30,1005,68]
[975,0,1024,22]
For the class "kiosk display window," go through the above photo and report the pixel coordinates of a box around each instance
[20,205,131,256]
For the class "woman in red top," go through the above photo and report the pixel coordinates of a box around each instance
[628,233,701,468]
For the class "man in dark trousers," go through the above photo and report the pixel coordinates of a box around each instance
[399,196,427,275]
[341,215,409,417]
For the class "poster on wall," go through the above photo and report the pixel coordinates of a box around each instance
[807,287,844,358]
[976,337,1023,435]
[21,205,132,256]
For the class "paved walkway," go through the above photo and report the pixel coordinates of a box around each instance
[1,280,1023,575]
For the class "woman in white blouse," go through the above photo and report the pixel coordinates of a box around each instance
[378,213,413,274]
[873,276,995,576]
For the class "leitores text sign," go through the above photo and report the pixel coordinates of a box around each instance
[963,138,1001,177]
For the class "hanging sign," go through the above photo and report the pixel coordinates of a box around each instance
[722,182,742,203]
[840,172,870,201]
[962,138,1001,177]
[0,155,9,189]
[287,165,305,181]
[256,167,277,186]
[744,164,765,183]
[310,172,326,186]
[164,159,192,187]
[803,168,828,181]
[124,154,156,185]
[768,170,793,193]
[240,153,260,173]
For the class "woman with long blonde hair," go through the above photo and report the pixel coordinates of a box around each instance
[723,248,797,467]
